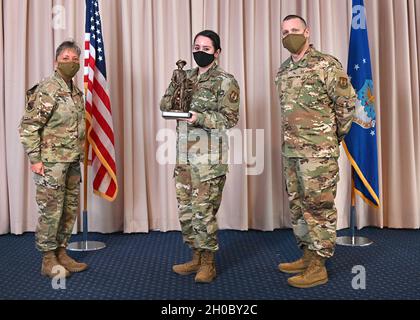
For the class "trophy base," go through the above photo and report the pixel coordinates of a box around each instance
[162,111,192,119]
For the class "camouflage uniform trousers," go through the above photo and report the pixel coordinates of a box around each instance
[34,162,81,252]
[283,157,339,258]
[174,164,226,252]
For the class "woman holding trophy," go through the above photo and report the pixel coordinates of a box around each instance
[160,30,240,283]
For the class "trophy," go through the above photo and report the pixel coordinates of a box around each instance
[162,60,194,119]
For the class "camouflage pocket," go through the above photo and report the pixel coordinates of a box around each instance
[33,173,60,190]
[301,158,339,208]
[300,75,325,106]
[194,84,218,111]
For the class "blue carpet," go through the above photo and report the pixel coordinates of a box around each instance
[0,228,419,300]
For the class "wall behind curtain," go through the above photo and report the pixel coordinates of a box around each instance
[0,0,419,235]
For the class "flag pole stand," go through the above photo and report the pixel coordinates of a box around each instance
[67,211,106,251]
[336,174,373,247]
[68,105,106,251]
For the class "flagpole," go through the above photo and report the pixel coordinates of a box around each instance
[67,93,106,252]
[336,168,373,247]
[350,182,356,242]
[83,124,89,243]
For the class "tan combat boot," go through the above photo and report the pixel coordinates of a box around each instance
[195,250,216,283]
[173,249,201,275]
[278,247,313,274]
[287,253,328,288]
[56,247,88,273]
[41,250,71,278]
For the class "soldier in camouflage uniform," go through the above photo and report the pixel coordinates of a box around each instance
[160,30,240,283]
[275,15,356,288]
[19,41,88,278]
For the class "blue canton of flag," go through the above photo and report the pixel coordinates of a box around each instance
[343,0,380,207]
[85,0,107,76]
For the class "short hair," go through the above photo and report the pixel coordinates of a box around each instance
[55,40,82,60]
[193,30,222,52]
[283,15,307,28]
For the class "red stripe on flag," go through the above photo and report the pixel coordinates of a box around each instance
[92,80,112,112]
[93,165,107,190]
[85,100,92,114]
[91,102,115,144]
[89,129,116,170]
[106,179,117,198]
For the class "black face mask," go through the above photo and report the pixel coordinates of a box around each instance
[193,51,215,67]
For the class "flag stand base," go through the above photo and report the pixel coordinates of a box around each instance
[68,241,106,251]
[68,210,106,252]
[336,206,373,247]
[336,236,372,247]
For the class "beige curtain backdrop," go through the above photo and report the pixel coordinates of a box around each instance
[0,0,419,235]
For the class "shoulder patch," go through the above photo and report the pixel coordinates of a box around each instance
[338,77,349,89]
[25,84,39,112]
[228,89,239,103]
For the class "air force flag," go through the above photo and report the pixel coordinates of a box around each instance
[343,0,380,207]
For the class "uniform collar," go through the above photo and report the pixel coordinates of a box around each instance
[192,62,219,83]
[289,44,315,70]
[53,71,78,94]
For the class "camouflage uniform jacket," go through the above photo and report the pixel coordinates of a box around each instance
[161,63,240,181]
[19,71,85,164]
[275,45,356,158]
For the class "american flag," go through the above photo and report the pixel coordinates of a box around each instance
[84,0,118,201]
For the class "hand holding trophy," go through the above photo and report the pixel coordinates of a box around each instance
[162,60,194,119]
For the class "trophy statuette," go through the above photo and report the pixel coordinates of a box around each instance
[162,60,194,119]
